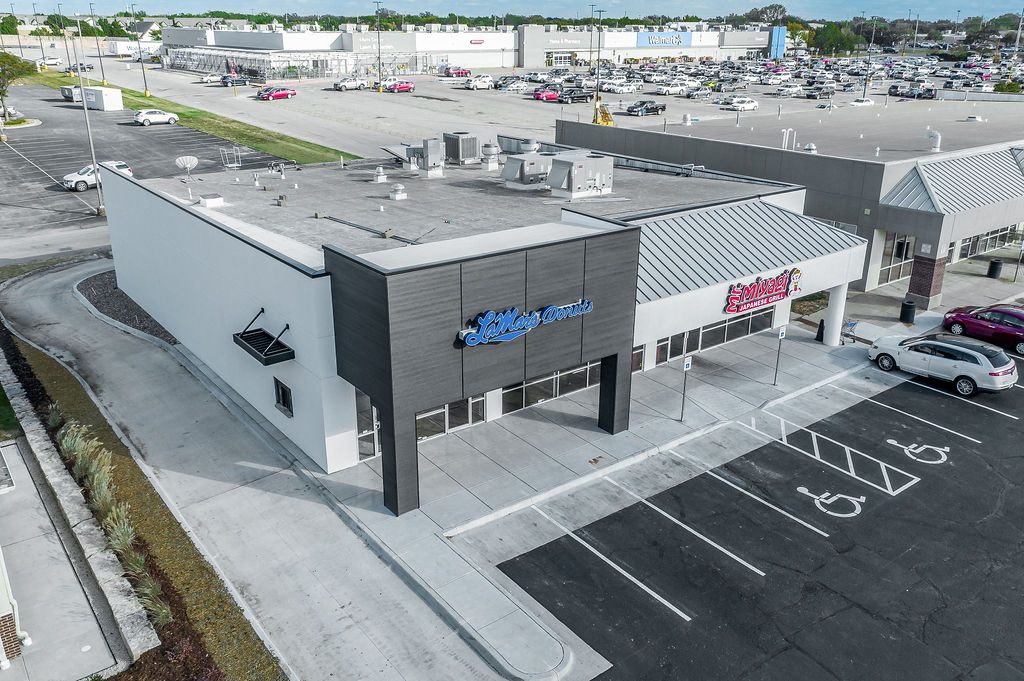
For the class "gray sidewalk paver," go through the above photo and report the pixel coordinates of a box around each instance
[437,571,517,629]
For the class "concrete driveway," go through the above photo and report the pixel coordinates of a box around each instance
[0,259,503,681]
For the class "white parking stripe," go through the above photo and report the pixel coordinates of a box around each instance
[603,477,766,576]
[531,505,693,622]
[829,384,982,444]
[702,469,830,538]
[1,142,95,211]
[909,381,1020,420]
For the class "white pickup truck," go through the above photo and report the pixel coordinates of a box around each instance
[334,76,370,91]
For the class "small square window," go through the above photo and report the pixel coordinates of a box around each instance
[274,378,293,417]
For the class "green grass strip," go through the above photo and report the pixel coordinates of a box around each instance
[23,70,358,164]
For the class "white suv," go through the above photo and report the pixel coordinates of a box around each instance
[62,161,133,192]
[464,74,494,90]
[133,109,178,126]
[869,333,1018,396]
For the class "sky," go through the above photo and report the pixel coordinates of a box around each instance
[51,0,1022,23]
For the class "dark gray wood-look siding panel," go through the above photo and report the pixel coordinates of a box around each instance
[525,241,586,377]
[461,253,527,397]
[388,266,465,413]
[324,250,393,406]
[582,229,642,359]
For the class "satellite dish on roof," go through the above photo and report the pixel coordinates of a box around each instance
[175,155,199,180]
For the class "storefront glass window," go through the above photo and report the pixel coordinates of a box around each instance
[558,367,589,396]
[415,409,446,441]
[355,388,380,460]
[879,231,915,284]
[416,393,486,441]
[448,398,470,430]
[631,346,644,373]
[656,338,670,365]
[700,322,727,349]
[525,375,557,408]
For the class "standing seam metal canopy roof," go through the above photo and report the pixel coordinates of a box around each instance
[632,200,865,304]
[882,147,1024,214]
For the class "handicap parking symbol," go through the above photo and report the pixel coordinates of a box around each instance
[796,487,866,518]
[885,439,949,465]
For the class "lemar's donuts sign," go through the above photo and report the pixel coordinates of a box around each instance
[724,268,802,314]
[458,299,594,346]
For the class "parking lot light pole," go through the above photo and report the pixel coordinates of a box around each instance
[592,8,604,124]
[588,4,595,70]
[862,16,877,99]
[73,15,103,216]
[31,2,44,59]
[88,2,105,84]
[10,4,24,57]
[55,3,71,69]
[130,3,149,96]
[374,0,382,92]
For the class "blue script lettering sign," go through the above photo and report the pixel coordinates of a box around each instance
[458,299,594,346]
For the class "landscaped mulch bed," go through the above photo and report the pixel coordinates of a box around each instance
[77,270,178,345]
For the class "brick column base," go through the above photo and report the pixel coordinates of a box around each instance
[0,613,21,662]
[906,255,945,310]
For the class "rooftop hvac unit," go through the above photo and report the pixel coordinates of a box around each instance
[501,152,558,191]
[547,153,614,200]
[443,132,481,165]
[419,138,444,178]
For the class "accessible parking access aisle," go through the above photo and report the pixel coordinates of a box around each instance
[494,365,1024,680]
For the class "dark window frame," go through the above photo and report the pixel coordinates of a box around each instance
[274,377,294,417]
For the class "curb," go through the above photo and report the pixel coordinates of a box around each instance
[0,119,43,132]
[0,323,160,665]
[68,266,567,680]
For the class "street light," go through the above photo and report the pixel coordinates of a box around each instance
[31,1,44,58]
[130,2,149,96]
[55,2,71,69]
[9,4,24,56]
[374,0,382,92]
[73,15,103,216]
[592,7,604,124]
[863,15,877,99]
[88,1,105,84]
[588,4,596,71]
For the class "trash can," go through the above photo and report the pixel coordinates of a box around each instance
[900,299,917,324]
[987,259,1003,279]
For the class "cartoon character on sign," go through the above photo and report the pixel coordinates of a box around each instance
[724,267,803,314]
[796,486,866,518]
[886,439,949,464]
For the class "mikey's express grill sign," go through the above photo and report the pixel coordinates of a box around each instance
[724,268,802,314]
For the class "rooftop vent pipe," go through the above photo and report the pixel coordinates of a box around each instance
[927,130,941,152]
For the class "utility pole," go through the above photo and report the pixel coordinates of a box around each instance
[374,0,382,91]
[10,4,24,56]
[56,2,72,69]
[914,13,920,50]
[130,2,149,95]
[88,1,105,84]
[955,9,961,36]
[74,16,103,216]
[593,7,604,124]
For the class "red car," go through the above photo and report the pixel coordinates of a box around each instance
[445,66,471,77]
[533,87,560,101]
[259,87,297,100]
[943,304,1024,355]
[387,81,416,93]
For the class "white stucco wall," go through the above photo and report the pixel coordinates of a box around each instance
[102,170,359,474]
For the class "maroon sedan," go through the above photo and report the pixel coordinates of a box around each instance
[943,304,1024,355]
[258,87,297,100]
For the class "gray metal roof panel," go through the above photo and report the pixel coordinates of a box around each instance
[911,148,1024,214]
[881,167,938,212]
[633,200,865,304]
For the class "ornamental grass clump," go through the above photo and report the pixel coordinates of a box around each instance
[56,418,173,629]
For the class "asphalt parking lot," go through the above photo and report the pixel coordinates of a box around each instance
[1,84,280,235]
[483,358,1024,680]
